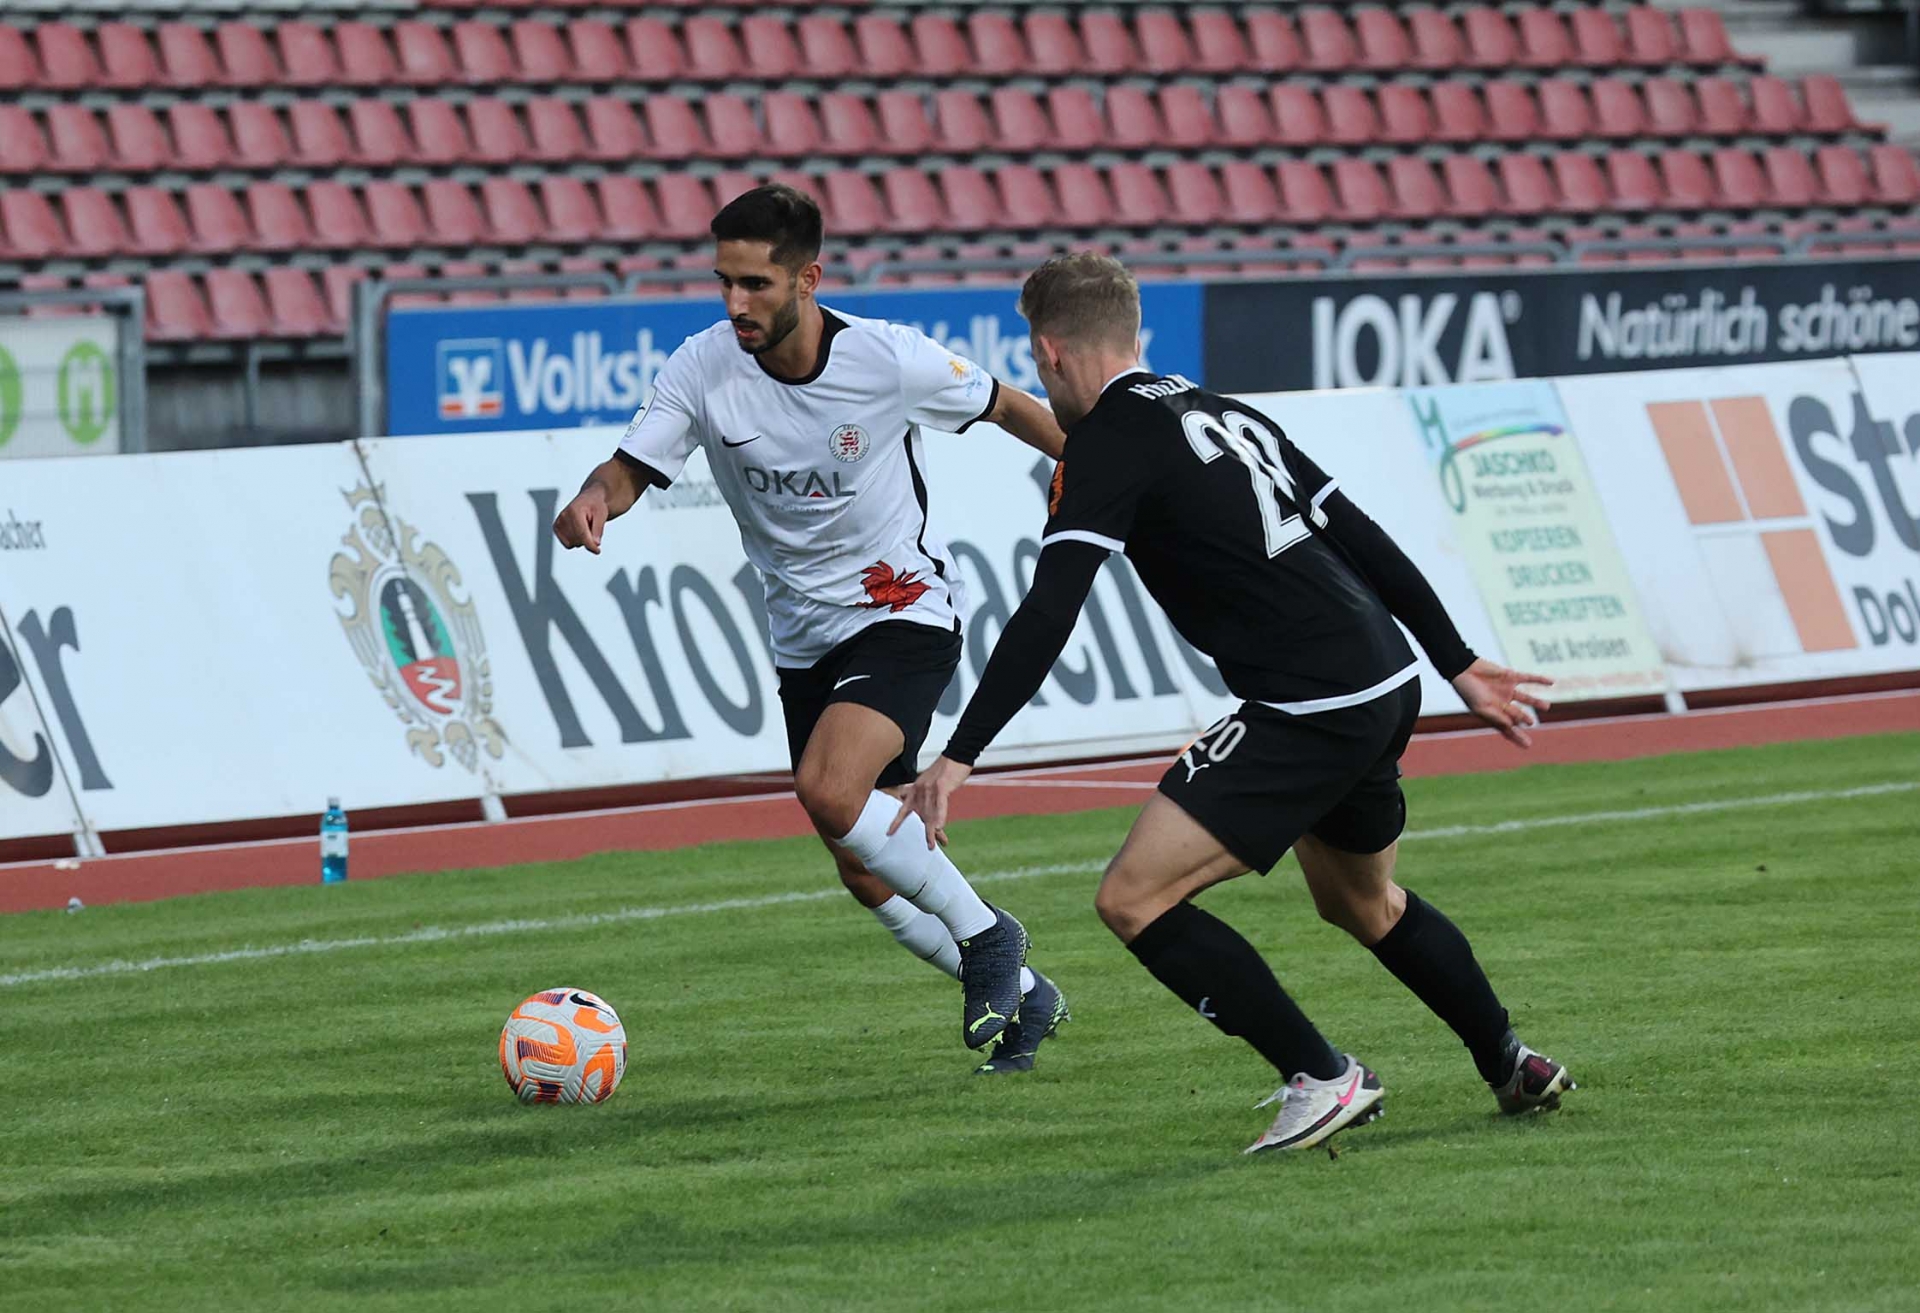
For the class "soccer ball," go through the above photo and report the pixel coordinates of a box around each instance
[499,988,628,1104]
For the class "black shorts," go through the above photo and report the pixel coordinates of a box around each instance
[1158,676,1422,874]
[777,619,962,789]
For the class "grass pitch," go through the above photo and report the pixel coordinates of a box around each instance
[2,734,1917,1312]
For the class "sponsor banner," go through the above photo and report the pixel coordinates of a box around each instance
[1559,357,1920,688]
[1405,381,1668,699]
[1207,261,1920,395]
[0,316,121,460]
[383,283,1205,436]
[0,613,86,841]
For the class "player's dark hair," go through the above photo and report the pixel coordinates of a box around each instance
[709,184,823,273]
[1018,252,1141,351]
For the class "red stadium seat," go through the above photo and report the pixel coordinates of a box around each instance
[364,180,428,246]
[935,90,995,154]
[1516,8,1574,67]
[393,21,456,84]
[819,94,879,157]
[567,20,629,81]
[215,21,279,86]
[307,182,371,248]
[1461,7,1518,67]
[1047,87,1104,151]
[335,23,398,86]
[1678,9,1742,65]
[1407,9,1463,68]
[1642,79,1697,137]
[596,175,663,241]
[343,100,409,166]
[109,105,170,171]
[990,88,1053,152]
[380,262,435,312]
[938,166,1000,230]
[584,97,646,162]
[35,22,99,89]
[1496,153,1556,215]
[1869,144,1920,204]
[1300,9,1356,71]
[205,269,271,340]
[1323,85,1380,146]
[246,182,310,250]
[439,261,496,306]
[1331,157,1390,221]
[764,92,822,157]
[1551,152,1609,211]
[557,256,612,303]
[452,21,515,83]
[227,102,290,169]
[1762,146,1819,206]
[966,13,1028,76]
[1442,154,1500,217]
[1431,83,1487,143]
[98,23,160,89]
[1080,11,1141,73]
[408,99,471,166]
[874,92,932,155]
[1244,11,1302,71]
[881,167,946,233]
[645,95,708,160]
[1159,86,1215,149]
[1220,161,1281,223]
[1138,9,1202,72]
[466,99,531,165]
[1801,76,1859,133]
[539,176,601,242]
[65,187,130,256]
[166,103,232,170]
[1109,162,1170,226]
[1355,8,1412,71]
[1660,150,1717,208]
[1606,150,1662,210]
[1591,79,1647,139]
[1044,164,1101,227]
[1624,7,1679,65]
[1107,86,1165,151]
[186,184,253,251]
[1570,8,1624,65]
[271,21,338,88]
[1275,160,1335,224]
[1,189,62,256]
[1217,85,1276,147]
[741,15,799,78]
[1270,85,1328,147]
[1166,162,1224,224]
[423,180,485,244]
[511,21,572,82]
[798,15,858,78]
[157,23,219,85]
[499,259,559,305]
[146,271,212,342]
[704,93,761,158]
[1749,77,1803,135]
[654,173,715,239]
[264,267,332,336]
[526,98,586,164]
[480,177,544,243]
[1377,85,1431,145]
[1023,12,1084,74]
[45,105,109,173]
[1387,155,1446,219]
[1188,10,1249,72]
[856,15,917,77]
[907,14,966,76]
[1694,78,1749,136]
[1710,147,1767,207]
[1483,83,1541,143]
[823,170,885,235]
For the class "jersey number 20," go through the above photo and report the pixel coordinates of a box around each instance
[1180,410,1313,558]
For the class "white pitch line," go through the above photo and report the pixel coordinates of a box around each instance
[2,781,1911,990]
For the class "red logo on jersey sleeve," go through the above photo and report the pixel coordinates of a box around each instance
[859,561,932,613]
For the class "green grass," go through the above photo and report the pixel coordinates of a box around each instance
[3,734,1918,1312]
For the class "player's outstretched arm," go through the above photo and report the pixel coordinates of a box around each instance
[984,383,1068,459]
[891,539,1108,847]
[552,456,646,555]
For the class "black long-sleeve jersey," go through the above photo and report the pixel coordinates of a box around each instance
[946,371,1477,766]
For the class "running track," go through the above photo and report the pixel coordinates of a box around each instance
[3,689,1914,915]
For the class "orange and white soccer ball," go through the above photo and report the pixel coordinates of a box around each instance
[499,988,628,1104]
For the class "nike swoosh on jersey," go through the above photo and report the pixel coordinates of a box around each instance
[720,434,762,448]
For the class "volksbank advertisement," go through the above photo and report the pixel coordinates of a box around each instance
[385,284,1206,436]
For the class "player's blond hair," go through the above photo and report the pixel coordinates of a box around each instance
[1017,252,1141,352]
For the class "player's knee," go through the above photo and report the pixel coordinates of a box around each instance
[1093,878,1145,941]
[793,761,862,838]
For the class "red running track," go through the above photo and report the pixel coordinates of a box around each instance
[3,690,1914,915]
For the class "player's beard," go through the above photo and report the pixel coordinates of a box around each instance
[733,294,801,357]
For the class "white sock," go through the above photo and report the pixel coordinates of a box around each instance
[872,896,961,981]
[837,792,997,941]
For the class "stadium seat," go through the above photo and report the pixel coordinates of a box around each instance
[424,180,486,244]
[1271,85,1329,147]
[1483,83,1539,142]
[1516,8,1574,67]
[1801,76,1860,133]
[1606,150,1662,210]
[65,187,130,256]
[908,15,967,76]
[0,27,36,91]
[157,23,220,86]
[1109,162,1171,226]
[1220,160,1281,223]
[1244,10,1302,71]
[645,95,708,160]
[214,21,279,86]
[380,261,435,311]
[335,23,399,87]
[480,177,544,243]
[1159,85,1214,150]
[466,99,530,165]
[1678,9,1743,65]
[1642,79,1697,137]
[511,21,572,82]
[1692,78,1749,136]
[1136,9,1200,73]
[226,102,289,169]
[1443,153,1501,217]
[741,15,799,78]
[539,176,601,242]
[938,166,1000,230]
[856,15,917,78]
[1869,144,1920,204]
[1462,7,1519,67]
[1355,8,1412,71]
[1275,159,1335,224]
[98,23,161,90]
[654,173,716,239]
[1107,86,1165,151]
[264,267,333,336]
[1081,11,1142,73]
[1749,78,1803,135]
[991,88,1053,152]
[45,105,109,173]
[557,255,612,302]
[1408,9,1464,68]
[342,100,408,167]
[1592,79,1648,139]
[162,103,229,170]
[204,269,271,340]
[1661,149,1718,208]
[1431,83,1487,143]
[1331,157,1390,221]
[881,167,946,233]
[1570,8,1624,65]
[1166,161,1224,224]
[1387,155,1446,219]
[705,94,761,158]
[1763,146,1820,206]
[1538,81,1594,140]
[1552,152,1610,211]
[935,90,995,154]
[1217,85,1277,147]
[364,180,428,246]
[1300,9,1356,71]
[452,22,516,83]
[1324,85,1380,146]
[1046,87,1104,151]
[308,182,370,247]
[13,273,74,318]
[526,98,587,164]
[146,270,212,342]
[874,91,933,155]
[1497,153,1556,215]
[1624,7,1679,65]
[823,170,885,236]
[409,99,471,166]
[1023,12,1084,74]
[966,13,1028,76]
[567,20,629,81]
[498,259,559,304]
[997,164,1058,227]
[1710,147,1767,207]
[819,94,879,157]
[1375,86,1430,145]
[393,22,456,84]
[1188,10,1249,72]
[0,190,64,258]
[764,92,822,157]
[597,175,663,241]
[186,184,253,251]
[584,97,646,162]
[35,21,99,89]
[798,15,857,78]
[0,107,48,173]
[246,181,311,250]
[440,260,497,305]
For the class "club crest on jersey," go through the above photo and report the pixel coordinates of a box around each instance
[828,423,870,463]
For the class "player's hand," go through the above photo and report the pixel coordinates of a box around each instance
[552,490,608,554]
[1451,658,1553,749]
[888,755,973,851]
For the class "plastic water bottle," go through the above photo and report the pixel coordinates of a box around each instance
[320,797,349,884]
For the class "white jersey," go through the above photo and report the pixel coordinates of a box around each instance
[617,308,995,666]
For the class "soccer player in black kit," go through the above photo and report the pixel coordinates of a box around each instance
[894,253,1576,1153]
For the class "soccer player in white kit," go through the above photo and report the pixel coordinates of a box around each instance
[553,185,1070,1069]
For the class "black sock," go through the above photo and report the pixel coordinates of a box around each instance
[1127,901,1345,1082]
[1369,889,1514,1084]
